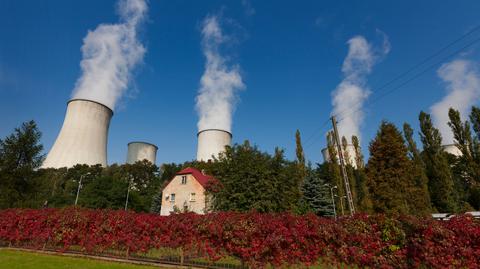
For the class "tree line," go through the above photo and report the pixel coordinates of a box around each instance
[1,106,479,215]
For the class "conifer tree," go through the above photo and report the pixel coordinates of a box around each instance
[295,129,307,181]
[419,111,458,212]
[301,166,334,216]
[351,135,372,213]
[367,121,419,214]
[352,135,364,168]
[326,131,345,201]
[403,123,432,215]
[0,121,44,208]
[469,106,480,209]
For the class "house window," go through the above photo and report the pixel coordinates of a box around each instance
[165,195,169,201]
[190,193,196,202]
[170,193,175,202]
[181,175,187,184]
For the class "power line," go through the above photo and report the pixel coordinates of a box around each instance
[332,24,480,120]
[303,26,480,152]
[336,35,480,124]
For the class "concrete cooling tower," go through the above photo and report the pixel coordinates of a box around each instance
[442,144,462,157]
[126,142,158,164]
[196,129,232,161]
[321,144,358,168]
[42,99,113,168]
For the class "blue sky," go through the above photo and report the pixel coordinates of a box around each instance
[1,0,480,166]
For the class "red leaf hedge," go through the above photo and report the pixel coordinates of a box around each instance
[0,208,479,268]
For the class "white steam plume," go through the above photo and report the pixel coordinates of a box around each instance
[71,0,147,110]
[196,15,245,133]
[431,59,480,144]
[331,35,389,142]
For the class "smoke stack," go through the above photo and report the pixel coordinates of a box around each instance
[126,142,158,164]
[42,99,113,168]
[442,144,462,157]
[196,129,232,161]
[321,144,358,168]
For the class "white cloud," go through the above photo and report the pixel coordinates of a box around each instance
[431,59,480,144]
[71,0,147,110]
[332,34,389,142]
[196,15,245,132]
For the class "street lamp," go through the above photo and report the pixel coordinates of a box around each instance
[324,184,338,220]
[75,172,90,206]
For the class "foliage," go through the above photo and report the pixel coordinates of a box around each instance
[0,121,44,208]
[403,123,432,215]
[1,208,479,268]
[367,121,430,215]
[419,111,458,212]
[205,141,302,213]
[301,165,334,216]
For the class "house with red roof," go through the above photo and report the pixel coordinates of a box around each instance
[160,167,218,216]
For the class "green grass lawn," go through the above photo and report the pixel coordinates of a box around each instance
[0,249,167,269]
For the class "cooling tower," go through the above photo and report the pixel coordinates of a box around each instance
[196,129,232,161]
[442,144,462,157]
[41,99,113,168]
[126,142,158,164]
[321,144,358,168]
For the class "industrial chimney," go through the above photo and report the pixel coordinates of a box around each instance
[126,142,158,164]
[321,144,358,168]
[196,129,232,161]
[41,99,113,168]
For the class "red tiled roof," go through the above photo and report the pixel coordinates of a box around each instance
[175,167,218,188]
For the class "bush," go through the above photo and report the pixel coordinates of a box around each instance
[0,208,479,268]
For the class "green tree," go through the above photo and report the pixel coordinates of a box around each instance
[301,165,335,216]
[403,123,432,215]
[419,111,458,212]
[207,141,300,212]
[0,121,44,208]
[352,135,364,169]
[367,121,427,214]
[295,129,306,181]
[326,131,344,200]
[350,135,371,213]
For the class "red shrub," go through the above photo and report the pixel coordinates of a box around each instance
[0,208,479,268]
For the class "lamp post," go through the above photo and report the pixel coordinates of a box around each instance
[75,172,90,206]
[324,184,338,220]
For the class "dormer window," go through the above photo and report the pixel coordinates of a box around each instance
[181,175,187,184]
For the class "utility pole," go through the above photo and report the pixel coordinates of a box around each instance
[125,175,132,211]
[331,116,355,215]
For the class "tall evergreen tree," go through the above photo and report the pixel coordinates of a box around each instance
[326,131,344,200]
[351,135,372,213]
[295,129,307,181]
[0,121,44,208]
[419,111,458,212]
[352,135,364,168]
[367,121,422,214]
[403,123,432,215]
